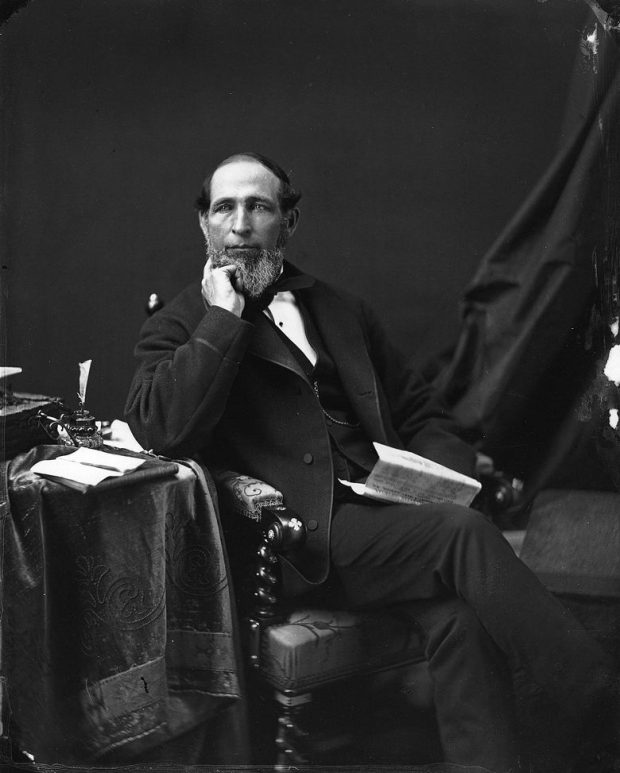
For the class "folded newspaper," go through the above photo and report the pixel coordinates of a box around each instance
[339,442,481,507]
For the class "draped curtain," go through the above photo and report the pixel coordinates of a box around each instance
[436,7,620,493]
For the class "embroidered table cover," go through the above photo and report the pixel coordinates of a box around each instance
[0,445,248,765]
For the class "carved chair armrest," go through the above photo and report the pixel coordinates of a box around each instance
[212,469,306,551]
[214,469,284,520]
[212,470,307,668]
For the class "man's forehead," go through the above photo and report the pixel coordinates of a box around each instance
[209,159,281,200]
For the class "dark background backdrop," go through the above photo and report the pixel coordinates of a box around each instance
[1,0,589,422]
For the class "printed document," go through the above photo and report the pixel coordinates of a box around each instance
[339,442,481,507]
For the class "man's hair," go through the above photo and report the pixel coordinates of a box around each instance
[195,152,302,216]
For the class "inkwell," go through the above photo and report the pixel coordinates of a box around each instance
[37,359,103,448]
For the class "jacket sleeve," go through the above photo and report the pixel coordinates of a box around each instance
[360,300,477,478]
[124,286,254,457]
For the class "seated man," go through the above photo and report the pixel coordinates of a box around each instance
[125,152,616,772]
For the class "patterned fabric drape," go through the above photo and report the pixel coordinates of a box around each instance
[0,445,249,765]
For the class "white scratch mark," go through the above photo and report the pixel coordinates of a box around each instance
[580,24,600,72]
[586,26,599,55]
[609,409,619,429]
[604,344,620,385]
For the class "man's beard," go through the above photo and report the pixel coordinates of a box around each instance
[205,237,284,300]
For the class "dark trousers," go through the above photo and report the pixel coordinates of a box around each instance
[330,501,614,772]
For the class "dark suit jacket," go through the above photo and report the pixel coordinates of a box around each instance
[125,262,476,592]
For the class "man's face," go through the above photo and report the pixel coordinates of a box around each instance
[201,159,290,298]
[207,159,285,251]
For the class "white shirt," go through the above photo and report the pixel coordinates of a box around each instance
[263,290,317,366]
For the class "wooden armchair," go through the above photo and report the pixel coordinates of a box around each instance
[212,468,521,769]
[142,294,522,767]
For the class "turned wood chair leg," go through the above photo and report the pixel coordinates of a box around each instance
[274,691,312,770]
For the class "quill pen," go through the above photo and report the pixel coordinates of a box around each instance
[78,359,92,407]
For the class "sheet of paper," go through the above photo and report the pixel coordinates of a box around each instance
[366,464,480,506]
[103,419,146,453]
[338,479,367,497]
[372,443,475,483]
[65,447,144,472]
[343,443,482,507]
[337,478,398,503]
[31,459,124,487]
[0,367,23,379]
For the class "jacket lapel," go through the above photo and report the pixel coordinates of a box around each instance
[245,264,390,444]
[246,261,315,382]
[248,311,310,383]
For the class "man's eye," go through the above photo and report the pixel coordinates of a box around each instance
[251,202,270,211]
[212,203,232,213]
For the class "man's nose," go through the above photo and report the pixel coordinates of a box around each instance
[232,206,251,235]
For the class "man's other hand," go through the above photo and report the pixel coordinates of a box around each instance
[201,258,246,317]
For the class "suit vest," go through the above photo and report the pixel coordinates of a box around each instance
[268,298,378,483]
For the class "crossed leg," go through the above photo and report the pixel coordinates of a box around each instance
[330,501,615,771]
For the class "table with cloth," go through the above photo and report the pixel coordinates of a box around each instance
[0,444,249,766]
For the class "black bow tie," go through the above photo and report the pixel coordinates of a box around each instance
[241,270,315,320]
[271,272,315,294]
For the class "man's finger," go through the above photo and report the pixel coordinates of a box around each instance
[220,265,244,293]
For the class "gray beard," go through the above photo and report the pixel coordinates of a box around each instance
[205,240,284,300]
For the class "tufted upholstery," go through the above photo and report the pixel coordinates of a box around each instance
[260,607,426,693]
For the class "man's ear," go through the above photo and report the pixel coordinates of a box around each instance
[198,212,209,238]
[284,207,300,238]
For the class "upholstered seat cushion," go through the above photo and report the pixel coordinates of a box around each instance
[259,607,426,694]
